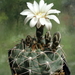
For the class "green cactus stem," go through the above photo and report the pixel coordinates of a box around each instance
[8,30,66,75]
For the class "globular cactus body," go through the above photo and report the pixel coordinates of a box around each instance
[8,32,64,75]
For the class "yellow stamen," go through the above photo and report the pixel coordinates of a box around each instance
[36,12,46,18]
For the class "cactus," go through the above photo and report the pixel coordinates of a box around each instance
[8,0,71,74]
[8,30,65,75]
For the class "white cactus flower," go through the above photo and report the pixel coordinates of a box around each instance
[20,0,61,30]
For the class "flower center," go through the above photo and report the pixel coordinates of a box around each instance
[36,12,45,18]
[38,13,42,16]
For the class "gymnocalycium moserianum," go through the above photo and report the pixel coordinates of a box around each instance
[8,0,70,75]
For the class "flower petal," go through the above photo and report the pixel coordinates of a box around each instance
[36,20,41,28]
[39,0,44,10]
[27,2,34,13]
[33,1,39,13]
[30,17,38,27]
[24,16,32,24]
[46,15,60,24]
[20,9,32,15]
[40,18,46,25]
[27,13,34,17]
[47,9,61,14]
[45,3,54,12]
[41,3,47,12]
[45,19,52,30]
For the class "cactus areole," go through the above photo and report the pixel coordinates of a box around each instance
[8,0,70,75]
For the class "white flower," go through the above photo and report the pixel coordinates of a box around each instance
[20,0,61,30]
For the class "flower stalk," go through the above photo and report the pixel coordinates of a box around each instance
[36,25,44,43]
